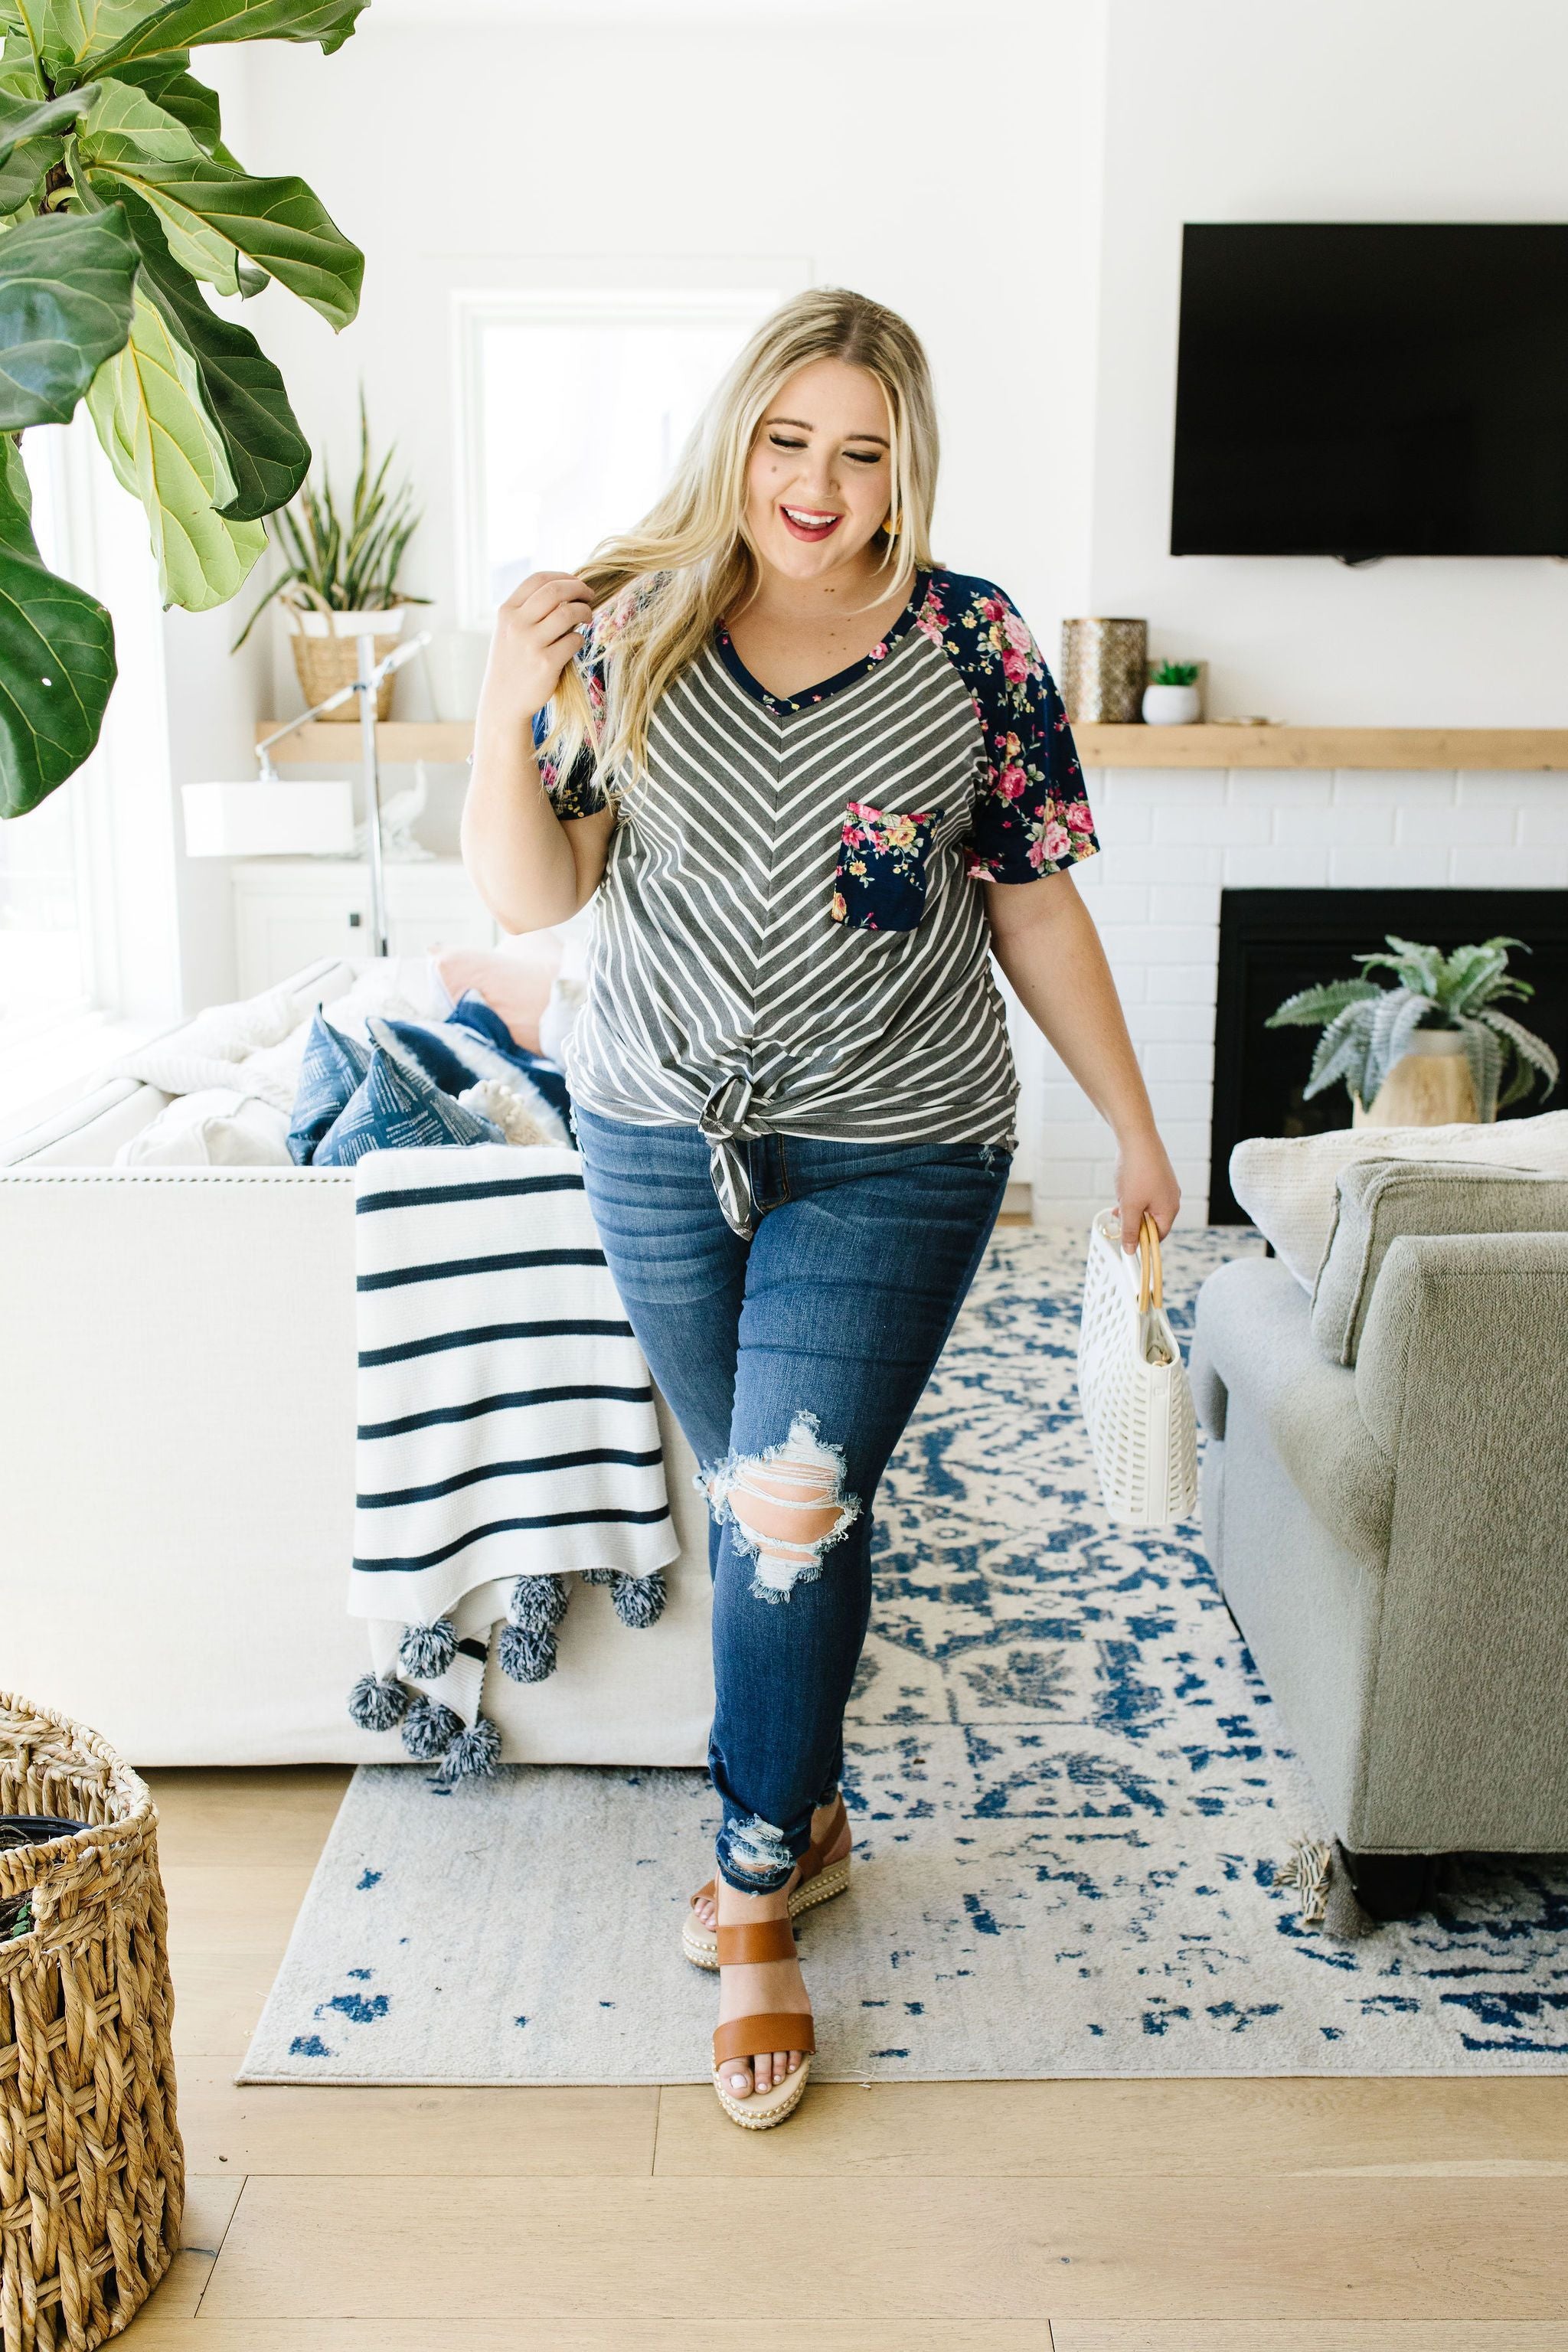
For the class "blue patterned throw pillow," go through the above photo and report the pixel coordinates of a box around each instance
[314,1044,504,1166]
[446,993,573,1126]
[374,1000,571,1141]
[288,1011,371,1165]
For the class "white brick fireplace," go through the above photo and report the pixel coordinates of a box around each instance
[1019,761,1568,1227]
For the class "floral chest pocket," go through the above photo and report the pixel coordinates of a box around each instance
[831,801,941,934]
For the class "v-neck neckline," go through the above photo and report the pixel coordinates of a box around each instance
[714,570,930,717]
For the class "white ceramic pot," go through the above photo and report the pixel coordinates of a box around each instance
[1142,682,1202,726]
[285,605,409,640]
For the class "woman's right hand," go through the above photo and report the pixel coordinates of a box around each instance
[478,570,595,727]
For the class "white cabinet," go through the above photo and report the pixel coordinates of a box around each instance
[231,859,498,996]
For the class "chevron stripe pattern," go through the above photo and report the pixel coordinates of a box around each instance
[566,600,1021,1228]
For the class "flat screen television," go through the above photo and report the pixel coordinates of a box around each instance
[1170,223,1568,558]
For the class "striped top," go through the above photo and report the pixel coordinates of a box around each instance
[535,567,1098,1233]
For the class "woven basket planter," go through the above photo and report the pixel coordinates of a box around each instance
[0,1695,183,2352]
[286,607,407,721]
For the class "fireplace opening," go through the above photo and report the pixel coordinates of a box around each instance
[1210,889,1568,1223]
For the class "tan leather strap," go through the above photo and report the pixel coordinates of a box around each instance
[715,1916,796,1966]
[796,1794,848,1886]
[690,1878,716,1913]
[713,2011,817,2066]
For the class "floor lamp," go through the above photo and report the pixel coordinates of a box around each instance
[184,630,433,956]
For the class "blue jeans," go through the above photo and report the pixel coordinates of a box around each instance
[574,1107,1010,1892]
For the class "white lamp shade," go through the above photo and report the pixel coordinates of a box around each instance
[182,779,355,858]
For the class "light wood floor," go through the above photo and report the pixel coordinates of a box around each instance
[122,1766,1568,2350]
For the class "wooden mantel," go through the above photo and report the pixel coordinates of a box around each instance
[256,719,1568,773]
[1071,724,1568,771]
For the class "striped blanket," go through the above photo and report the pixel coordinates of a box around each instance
[345,1145,678,1779]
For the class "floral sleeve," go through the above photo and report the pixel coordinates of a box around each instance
[531,637,610,818]
[926,572,1098,883]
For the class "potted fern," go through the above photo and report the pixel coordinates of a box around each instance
[234,395,426,719]
[1268,934,1560,1126]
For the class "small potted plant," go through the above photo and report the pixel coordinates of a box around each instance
[1268,934,1559,1126]
[234,394,427,720]
[1142,660,1202,725]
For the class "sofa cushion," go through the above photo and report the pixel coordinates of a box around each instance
[113,1089,293,1168]
[314,1046,503,1166]
[1194,1254,1393,1566]
[1229,1109,1568,1291]
[1312,1158,1568,1367]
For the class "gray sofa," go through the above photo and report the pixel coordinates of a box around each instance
[1191,1157,1568,1918]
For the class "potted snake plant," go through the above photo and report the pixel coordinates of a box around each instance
[233,394,426,719]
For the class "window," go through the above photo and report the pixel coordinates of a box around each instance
[456,288,782,625]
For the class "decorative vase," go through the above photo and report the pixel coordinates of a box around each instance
[1353,1031,1481,1128]
[286,604,407,722]
[1142,681,1202,725]
[1060,618,1148,723]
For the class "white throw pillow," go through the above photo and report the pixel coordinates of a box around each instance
[1230,1109,1568,1291]
[114,1089,295,1168]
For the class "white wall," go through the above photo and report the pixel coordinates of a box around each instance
[236,0,1108,678]
[1089,0,1568,724]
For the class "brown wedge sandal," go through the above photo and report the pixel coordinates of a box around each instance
[710,1912,815,2131]
[682,1794,851,1970]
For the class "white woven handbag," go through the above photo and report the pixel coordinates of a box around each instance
[1076,1209,1199,1527]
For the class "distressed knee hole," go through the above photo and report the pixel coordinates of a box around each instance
[707,1412,861,1602]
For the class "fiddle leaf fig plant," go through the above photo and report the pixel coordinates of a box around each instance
[0,0,367,819]
[1268,933,1560,1122]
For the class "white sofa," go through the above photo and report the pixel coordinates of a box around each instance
[0,963,713,1769]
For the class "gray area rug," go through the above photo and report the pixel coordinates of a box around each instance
[241,1228,1568,2083]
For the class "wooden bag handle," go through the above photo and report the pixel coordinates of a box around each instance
[1137,1211,1164,1315]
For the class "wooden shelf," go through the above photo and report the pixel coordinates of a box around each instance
[1071,724,1568,770]
[256,720,474,763]
[257,719,1568,773]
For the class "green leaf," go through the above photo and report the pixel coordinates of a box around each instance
[0,450,117,818]
[1359,935,1445,998]
[112,54,224,147]
[77,76,239,287]
[1457,1017,1504,1123]
[0,132,60,211]
[37,0,150,77]
[1302,1000,1375,1102]
[0,83,93,163]
[80,76,363,325]
[85,282,266,608]
[1476,1005,1560,1102]
[1266,977,1380,1028]
[119,184,307,519]
[87,0,367,77]
[0,205,138,430]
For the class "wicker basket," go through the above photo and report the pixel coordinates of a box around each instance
[286,611,404,722]
[0,1695,183,2351]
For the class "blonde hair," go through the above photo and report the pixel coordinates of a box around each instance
[539,286,940,786]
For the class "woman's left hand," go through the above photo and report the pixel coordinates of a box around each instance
[1116,1126,1181,1250]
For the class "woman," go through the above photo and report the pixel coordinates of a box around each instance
[462,287,1178,2128]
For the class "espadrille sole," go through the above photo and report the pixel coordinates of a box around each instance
[712,2053,812,2129]
[681,1854,851,1971]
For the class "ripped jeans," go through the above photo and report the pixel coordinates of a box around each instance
[574,1107,1010,1893]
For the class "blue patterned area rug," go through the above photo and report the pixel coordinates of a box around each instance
[240,1228,1568,2084]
